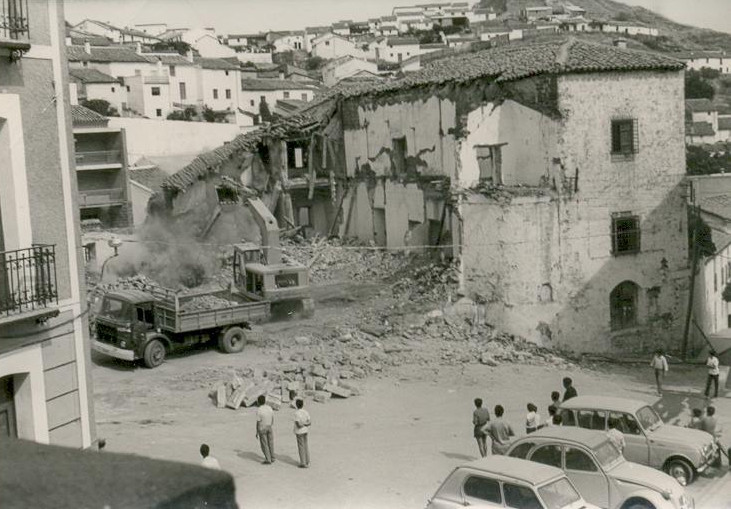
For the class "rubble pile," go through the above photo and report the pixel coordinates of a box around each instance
[390,260,460,303]
[180,295,238,312]
[208,363,361,411]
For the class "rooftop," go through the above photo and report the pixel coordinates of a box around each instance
[69,68,120,84]
[143,52,194,66]
[67,45,149,63]
[560,395,650,412]
[70,105,109,127]
[686,98,716,113]
[688,121,716,137]
[240,78,320,91]
[719,118,731,131]
[387,37,420,46]
[524,426,611,449]
[459,456,563,486]
[194,57,240,71]
[129,165,169,193]
[77,19,161,40]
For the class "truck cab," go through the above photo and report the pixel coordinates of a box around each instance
[93,289,157,363]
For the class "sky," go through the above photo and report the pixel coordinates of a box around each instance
[63,0,731,35]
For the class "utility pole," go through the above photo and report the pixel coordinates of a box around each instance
[681,205,700,361]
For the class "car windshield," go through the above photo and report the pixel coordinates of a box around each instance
[537,478,582,509]
[100,298,129,321]
[637,406,662,431]
[594,440,622,468]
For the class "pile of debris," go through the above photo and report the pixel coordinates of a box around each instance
[210,363,361,411]
[180,294,238,312]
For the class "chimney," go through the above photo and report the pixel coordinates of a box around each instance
[65,35,72,46]
[186,49,194,63]
[135,42,142,55]
[84,39,91,54]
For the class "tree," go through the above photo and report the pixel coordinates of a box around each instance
[259,98,273,123]
[686,146,722,175]
[304,56,325,70]
[202,106,217,123]
[150,40,192,55]
[685,70,715,100]
[166,106,197,121]
[699,68,721,80]
[81,99,119,117]
[478,0,507,13]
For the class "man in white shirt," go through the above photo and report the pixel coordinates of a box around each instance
[199,443,221,470]
[256,395,275,464]
[293,399,311,468]
[705,350,720,399]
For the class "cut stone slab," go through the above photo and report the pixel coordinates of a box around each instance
[323,383,351,398]
[313,391,331,403]
[216,385,227,409]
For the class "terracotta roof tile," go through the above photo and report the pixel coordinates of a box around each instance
[70,105,109,126]
[66,45,150,63]
[69,68,120,83]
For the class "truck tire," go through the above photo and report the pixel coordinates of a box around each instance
[143,339,166,369]
[219,326,246,353]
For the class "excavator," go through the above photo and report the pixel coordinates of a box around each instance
[230,197,314,317]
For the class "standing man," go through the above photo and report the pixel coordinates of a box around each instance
[705,350,720,399]
[293,399,311,468]
[481,405,514,455]
[562,377,578,402]
[256,395,275,464]
[548,391,561,416]
[650,349,669,395]
[472,398,490,458]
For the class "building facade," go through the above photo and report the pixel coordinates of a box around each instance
[0,0,95,447]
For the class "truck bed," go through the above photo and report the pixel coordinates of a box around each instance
[156,294,270,334]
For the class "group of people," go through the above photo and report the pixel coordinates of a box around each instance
[649,348,721,398]
[198,395,313,471]
[472,377,579,457]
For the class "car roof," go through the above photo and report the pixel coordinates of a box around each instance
[105,289,154,304]
[460,456,564,486]
[515,427,610,449]
[560,396,649,412]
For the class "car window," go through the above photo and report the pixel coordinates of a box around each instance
[637,406,662,432]
[594,440,622,468]
[531,444,562,468]
[509,442,535,460]
[608,412,641,435]
[504,483,542,509]
[565,447,598,472]
[538,478,582,509]
[464,476,502,504]
[560,409,576,426]
[577,410,606,430]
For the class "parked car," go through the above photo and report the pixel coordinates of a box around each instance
[557,396,717,485]
[426,455,600,509]
[506,427,694,509]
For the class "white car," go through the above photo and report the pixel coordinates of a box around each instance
[426,455,601,509]
[506,427,694,509]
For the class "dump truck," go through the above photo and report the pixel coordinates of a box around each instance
[92,197,314,368]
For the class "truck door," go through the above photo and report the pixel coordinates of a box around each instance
[134,304,155,336]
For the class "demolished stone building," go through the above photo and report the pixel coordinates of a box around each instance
[158,39,690,354]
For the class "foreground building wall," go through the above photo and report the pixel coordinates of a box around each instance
[0,0,95,446]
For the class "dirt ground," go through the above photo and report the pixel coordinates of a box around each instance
[90,271,731,509]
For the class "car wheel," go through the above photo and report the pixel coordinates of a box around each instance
[664,458,694,486]
[624,503,655,509]
[143,339,166,368]
[218,326,246,353]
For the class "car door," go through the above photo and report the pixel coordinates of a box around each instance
[462,475,504,508]
[503,482,543,509]
[563,446,610,509]
[609,411,650,465]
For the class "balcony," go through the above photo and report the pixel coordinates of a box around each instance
[0,245,58,321]
[0,0,30,57]
[78,188,126,208]
[75,150,123,169]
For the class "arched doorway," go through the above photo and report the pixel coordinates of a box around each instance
[610,281,639,330]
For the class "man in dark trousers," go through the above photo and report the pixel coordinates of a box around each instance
[293,399,311,468]
[472,398,490,458]
[562,377,578,402]
[255,395,275,464]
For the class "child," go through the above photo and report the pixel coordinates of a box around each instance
[688,408,703,429]
[526,403,540,434]
[650,349,669,395]
[200,443,221,470]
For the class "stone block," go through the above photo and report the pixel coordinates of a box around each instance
[216,385,227,409]
[311,365,327,378]
[281,381,290,402]
[314,376,328,390]
[313,391,331,403]
[323,383,351,398]
[226,386,246,409]
[304,376,315,391]
[242,384,268,408]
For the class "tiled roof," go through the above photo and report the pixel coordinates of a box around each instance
[69,68,120,84]
[420,43,448,49]
[240,78,319,91]
[143,52,194,65]
[129,166,169,193]
[686,99,716,113]
[673,50,726,60]
[78,19,160,40]
[718,118,731,131]
[194,57,239,71]
[688,122,715,136]
[387,37,420,46]
[70,105,109,126]
[66,45,150,63]
[700,195,731,220]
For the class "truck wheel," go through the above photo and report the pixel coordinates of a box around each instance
[664,458,694,486]
[143,339,166,369]
[219,326,246,353]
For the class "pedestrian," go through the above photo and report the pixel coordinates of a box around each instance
[481,405,514,455]
[200,443,221,470]
[472,398,490,458]
[705,350,720,399]
[607,419,625,453]
[548,391,561,415]
[700,406,720,439]
[293,398,311,468]
[543,406,557,428]
[562,377,578,402]
[256,395,275,464]
[688,408,703,429]
[650,349,669,395]
[525,403,540,434]
[552,414,563,426]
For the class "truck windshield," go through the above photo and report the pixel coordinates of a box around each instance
[100,298,129,321]
[537,478,581,509]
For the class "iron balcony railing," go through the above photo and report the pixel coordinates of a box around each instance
[0,0,29,41]
[75,150,123,167]
[0,245,58,317]
[78,188,126,207]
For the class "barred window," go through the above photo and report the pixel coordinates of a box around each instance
[611,119,639,160]
[612,214,640,255]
